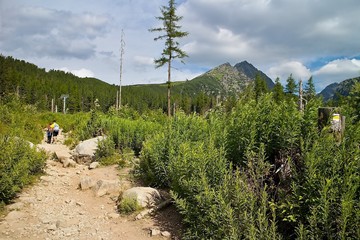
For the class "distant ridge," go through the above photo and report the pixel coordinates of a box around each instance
[318,76,360,101]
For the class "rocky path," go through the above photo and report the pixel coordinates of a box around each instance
[0,138,177,240]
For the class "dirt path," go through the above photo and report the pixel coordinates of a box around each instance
[0,136,180,240]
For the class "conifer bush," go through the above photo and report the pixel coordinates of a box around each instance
[0,135,46,204]
[138,91,359,239]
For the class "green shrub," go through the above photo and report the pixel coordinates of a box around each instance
[0,135,46,205]
[117,197,142,214]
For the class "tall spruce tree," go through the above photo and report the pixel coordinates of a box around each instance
[149,0,188,117]
[254,72,268,102]
[272,77,284,103]
[285,74,298,94]
[304,76,316,100]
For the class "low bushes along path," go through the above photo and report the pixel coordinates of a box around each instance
[0,135,181,240]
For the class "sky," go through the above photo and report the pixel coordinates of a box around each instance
[1,0,360,92]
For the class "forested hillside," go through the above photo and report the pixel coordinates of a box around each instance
[0,55,275,114]
[0,55,118,112]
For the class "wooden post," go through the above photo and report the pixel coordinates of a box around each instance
[318,107,345,141]
[116,90,119,111]
[318,107,333,131]
[299,79,304,112]
[119,29,125,110]
[63,96,66,114]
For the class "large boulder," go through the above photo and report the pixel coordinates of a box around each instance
[121,187,161,208]
[93,180,121,197]
[72,136,105,164]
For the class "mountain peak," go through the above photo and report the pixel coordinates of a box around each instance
[234,61,274,89]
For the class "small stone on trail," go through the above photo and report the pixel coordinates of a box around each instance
[89,162,100,169]
[5,211,27,220]
[107,213,120,219]
[80,176,96,190]
[161,231,171,237]
[62,158,77,168]
[8,202,24,211]
[150,228,161,236]
[47,224,57,231]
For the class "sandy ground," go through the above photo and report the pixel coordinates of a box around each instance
[0,134,181,240]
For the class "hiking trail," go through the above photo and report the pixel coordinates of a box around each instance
[0,133,181,240]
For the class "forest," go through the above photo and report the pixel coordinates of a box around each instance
[0,55,230,115]
[0,54,359,239]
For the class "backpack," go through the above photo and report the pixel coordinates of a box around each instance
[54,123,59,131]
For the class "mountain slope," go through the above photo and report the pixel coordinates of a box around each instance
[185,61,274,96]
[318,76,360,101]
[234,61,275,89]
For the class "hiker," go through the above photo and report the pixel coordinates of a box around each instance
[51,120,60,143]
[46,122,53,144]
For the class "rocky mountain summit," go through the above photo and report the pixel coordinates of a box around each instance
[195,60,275,96]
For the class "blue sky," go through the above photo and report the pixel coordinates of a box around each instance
[1,0,360,92]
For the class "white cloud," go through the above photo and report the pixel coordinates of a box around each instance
[133,56,154,67]
[1,0,360,91]
[313,59,360,90]
[58,67,95,78]
[1,5,110,59]
[267,61,312,83]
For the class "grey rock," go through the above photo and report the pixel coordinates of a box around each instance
[161,231,171,237]
[150,228,161,236]
[73,136,106,157]
[80,176,96,190]
[5,211,27,220]
[7,202,24,211]
[93,180,121,197]
[122,187,161,208]
[62,158,76,168]
[107,212,120,219]
[47,224,57,231]
[89,162,100,169]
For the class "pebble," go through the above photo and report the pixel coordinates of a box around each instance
[161,231,171,237]
[151,228,161,236]
[47,224,57,231]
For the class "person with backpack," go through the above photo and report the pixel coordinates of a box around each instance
[50,120,60,143]
[46,122,53,144]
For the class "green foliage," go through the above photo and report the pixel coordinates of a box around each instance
[138,111,226,187]
[1,64,359,239]
[304,76,316,101]
[0,95,44,143]
[272,77,285,103]
[137,89,359,239]
[117,197,142,214]
[254,73,269,102]
[285,74,298,95]
[348,82,360,122]
[0,135,46,204]
[226,94,302,166]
